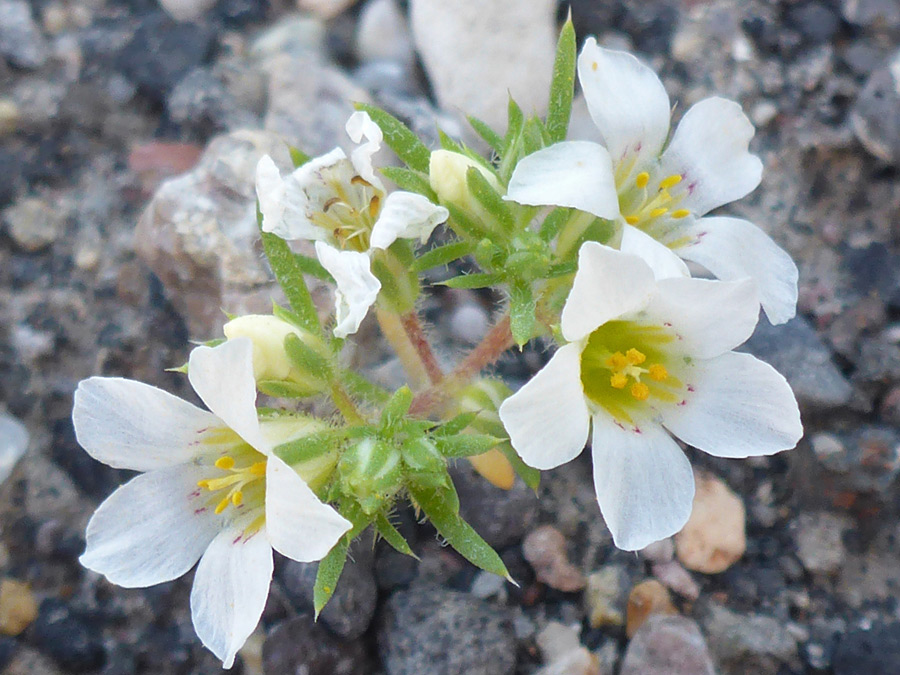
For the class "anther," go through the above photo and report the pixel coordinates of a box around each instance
[322,197,340,213]
[215,456,235,470]
[214,496,230,515]
[368,194,380,219]
[649,207,669,218]
[631,382,650,400]
[606,352,628,370]
[659,174,682,190]
[232,491,244,506]
[250,462,267,476]
[648,364,668,381]
[635,172,650,189]
[625,348,646,365]
[625,215,639,225]
[672,209,690,219]
[610,372,628,389]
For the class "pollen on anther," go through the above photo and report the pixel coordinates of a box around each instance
[625,348,646,365]
[214,496,230,515]
[625,215,639,225]
[215,456,235,470]
[631,382,650,400]
[606,352,628,370]
[610,372,628,389]
[672,209,690,219]
[635,172,650,188]
[232,491,244,506]
[650,207,669,218]
[659,174,683,190]
[649,364,668,381]
[250,462,267,476]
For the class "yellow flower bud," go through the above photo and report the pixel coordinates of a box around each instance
[428,150,502,208]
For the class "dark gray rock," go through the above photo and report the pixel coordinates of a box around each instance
[263,616,371,675]
[451,460,538,550]
[167,67,259,136]
[811,426,900,498]
[833,622,900,675]
[279,542,377,640]
[852,50,900,165]
[702,603,799,675]
[379,585,516,675]
[0,0,49,69]
[620,616,715,675]
[841,0,900,29]
[32,598,106,672]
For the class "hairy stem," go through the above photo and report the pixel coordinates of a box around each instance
[375,305,434,391]
[331,382,366,425]
[400,311,444,385]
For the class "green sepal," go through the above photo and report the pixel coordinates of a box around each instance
[354,103,431,173]
[444,202,488,241]
[283,333,332,381]
[292,252,331,281]
[432,411,480,437]
[257,379,323,399]
[433,433,501,458]
[509,280,536,347]
[289,147,311,168]
[380,386,413,430]
[401,437,447,474]
[339,370,391,406]
[439,272,503,290]
[438,128,464,154]
[539,207,571,242]
[375,513,418,558]
[522,116,550,156]
[498,441,540,492]
[313,504,370,616]
[504,97,525,151]
[467,115,503,155]
[546,17,576,144]
[380,166,438,202]
[466,167,514,234]
[408,482,512,581]
[546,261,577,278]
[412,241,475,272]
[274,429,347,465]
[259,211,320,334]
[371,242,419,315]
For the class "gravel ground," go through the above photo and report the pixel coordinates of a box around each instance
[1,0,900,673]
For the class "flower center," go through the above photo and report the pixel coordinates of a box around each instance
[616,170,691,241]
[310,167,383,252]
[580,320,684,424]
[197,452,267,516]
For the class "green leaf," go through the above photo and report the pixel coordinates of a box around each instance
[438,128,464,154]
[546,17,576,144]
[412,241,474,272]
[259,215,320,333]
[438,272,503,290]
[375,513,417,557]
[409,483,511,580]
[293,252,332,281]
[466,168,515,234]
[467,115,504,155]
[434,433,501,458]
[444,202,488,240]
[497,442,541,492]
[355,103,431,173]
[257,379,323,399]
[381,386,413,428]
[313,539,349,617]
[380,166,438,201]
[339,370,391,405]
[522,116,549,156]
[539,207,570,242]
[433,411,479,437]
[546,261,577,278]
[504,97,524,150]
[274,429,346,465]
[509,280,536,346]
[289,147,311,168]
[284,333,332,380]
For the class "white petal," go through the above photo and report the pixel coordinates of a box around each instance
[619,225,690,280]
[370,191,449,250]
[189,340,268,454]
[590,412,694,551]
[73,377,217,471]
[190,520,273,669]
[257,155,331,242]
[265,457,351,562]
[660,351,802,458]
[498,343,591,470]
[641,277,759,359]
[256,155,286,235]
[315,241,381,339]
[561,242,657,342]
[80,464,221,587]
[346,111,384,191]
[677,216,798,325]
[659,97,763,215]
[506,141,620,220]
[577,38,671,168]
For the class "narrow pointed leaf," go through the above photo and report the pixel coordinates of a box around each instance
[433,411,479,437]
[509,280,536,346]
[438,128,464,154]
[504,97,524,150]
[339,370,391,405]
[466,168,514,233]
[445,202,488,240]
[546,18,576,144]
[289,147,311,168]
[293,252,332,281]
[380,166,438,201]
[275,429,347,465]
[497,441,541,492]
[539,207,571,242]
[355,103,431,173]
[468,115,503,155]
[381,386,413,428]
[284,333,332,380]
[438,272,503,290]
[412,241,475,272]
[259,212,320,333]
[375,513,417,557]
[257,379,322,399]
[409,483,511,580]
[313,539,348,617]
[434,433,501,458]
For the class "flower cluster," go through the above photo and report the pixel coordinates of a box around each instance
[73,20,802,668]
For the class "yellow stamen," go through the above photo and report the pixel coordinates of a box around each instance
[196,479,210,489]
[635,172,650,189]
[231,491,244,506]
[610,372,628,389]
[606,352,628,370]
[214,496,230,515]
[368,194,380,219]
[631,382,650,400]
[250,462,267,476]
[215,456,235,470]
[625,348,646,365]
[650,207,669,218]
[659,174,682,190]
[625,215,640,225]
[672,209,690,219]
[648,364,668,381]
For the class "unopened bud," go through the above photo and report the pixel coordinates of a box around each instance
[429,150,501,210]
[339,437,403,514]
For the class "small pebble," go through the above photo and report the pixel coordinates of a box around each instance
[584,566,629,628]
[523,525,586,592]
[0,580,38,636]
[625,580,678,639]
[791,511,851,575]
[534,622,601,675]
[674,471,746,574]
[3,196,67,252]
[620,616,715,675]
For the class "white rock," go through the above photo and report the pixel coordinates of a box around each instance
[449,301,490,345]
[0,413,28,486]
[356,0,413,65]
[409,0,557,132]
[158,0,217,22]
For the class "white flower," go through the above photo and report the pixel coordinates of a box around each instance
[506,38,798,325]
[498,242,802,551]
[256,111,448,336]
[314,241,382,339]
[73,339,351,668]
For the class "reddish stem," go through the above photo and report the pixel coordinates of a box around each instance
[401,311,444,385]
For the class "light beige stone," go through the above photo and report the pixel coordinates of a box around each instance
[675,470,746,574]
